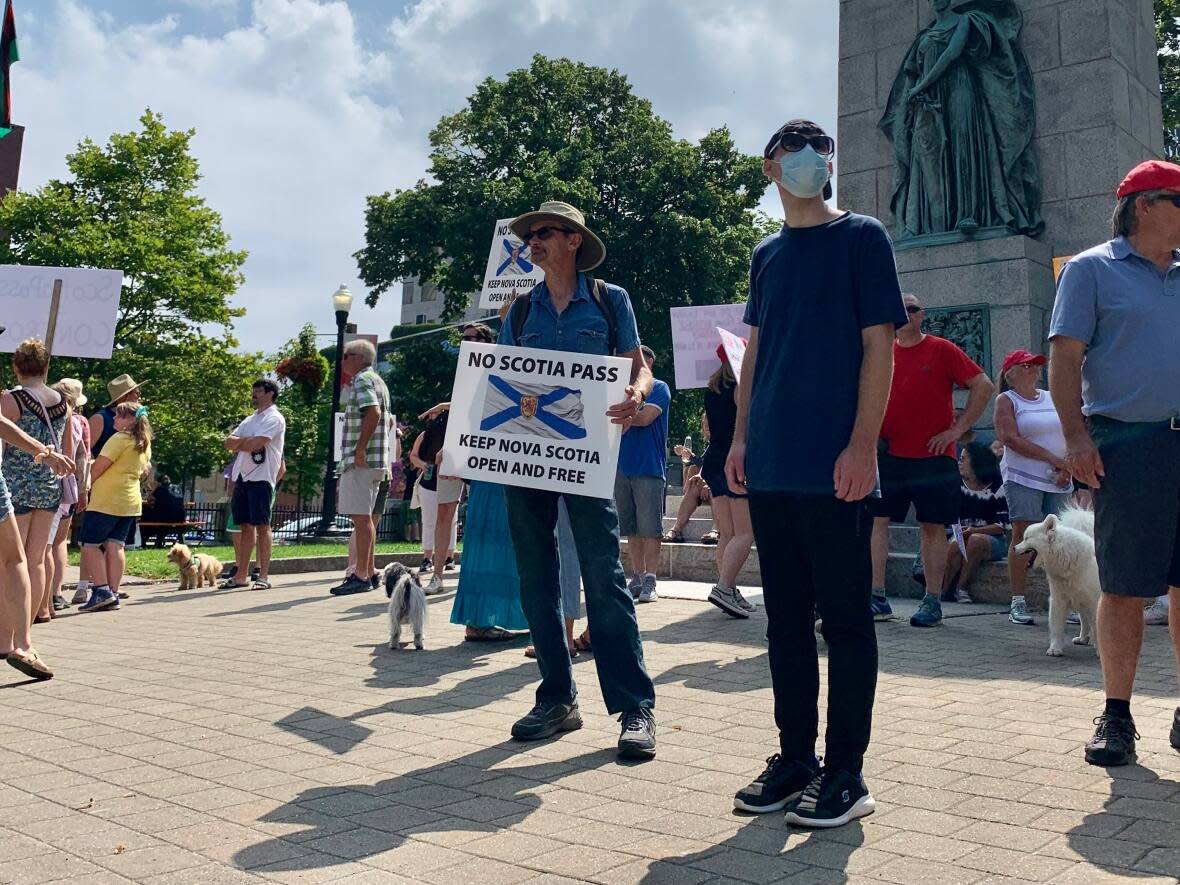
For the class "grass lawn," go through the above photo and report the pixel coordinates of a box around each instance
[69,541,435,580]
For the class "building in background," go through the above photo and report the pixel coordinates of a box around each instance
[400,277,495,326]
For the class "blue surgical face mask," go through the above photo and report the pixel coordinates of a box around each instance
[776,146,831,199]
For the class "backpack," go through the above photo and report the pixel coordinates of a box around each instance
[508,276,619,355]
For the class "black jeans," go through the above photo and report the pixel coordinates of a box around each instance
[504,486,655,715]
[748,492,877,774]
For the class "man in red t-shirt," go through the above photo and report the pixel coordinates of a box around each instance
[869,293,994,627]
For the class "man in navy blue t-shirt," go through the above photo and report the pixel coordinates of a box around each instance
[725,120,907,828]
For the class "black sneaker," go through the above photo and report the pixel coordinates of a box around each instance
[617,708,656,759]
[418,558,433,575]
[511,701,583,741]
[734,753,819,813]
[329,575,372,596]
[1171,708,1180,752]
[369,574,381,590]
[444,557,456,572]
[784,768,875,828]
[1084,712,1138,766]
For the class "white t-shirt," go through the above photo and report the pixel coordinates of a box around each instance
[231,405,286,486]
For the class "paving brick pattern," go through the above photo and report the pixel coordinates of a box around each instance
[1,572,1178,884]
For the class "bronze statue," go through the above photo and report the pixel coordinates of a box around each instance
[879,0,1043,242]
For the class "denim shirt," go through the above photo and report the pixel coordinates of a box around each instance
[497,274,641,356]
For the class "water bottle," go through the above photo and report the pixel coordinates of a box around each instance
[682,436,692,462]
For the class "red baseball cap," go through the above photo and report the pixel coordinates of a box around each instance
[1001,349,1047,375]
[715,339,748,363]
[1115,160,1180,198]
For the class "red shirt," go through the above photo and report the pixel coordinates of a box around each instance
[879,335,983,459]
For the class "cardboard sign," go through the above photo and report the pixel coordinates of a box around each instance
[0,265,123,358]
[669,303,749,390]
[441,342,630,498]
[479,218,544,308]
[716,326,747,384]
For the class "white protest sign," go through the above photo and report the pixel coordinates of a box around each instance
[669,303,749,390]
[0,265,123,358]
[441,342,630,498]
[479,218,544,309]
[333,411,398,463]
[333,413,345,462]
[716,326,747,384]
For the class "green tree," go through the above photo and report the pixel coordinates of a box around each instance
[380,324,463,444]
[0,110,258,482]
[274,324,331,506]
[355,55,769,443]
[1158,0,1180,157]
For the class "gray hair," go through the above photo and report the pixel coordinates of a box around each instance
[344,339,376,367]
[1112,188,1170,238]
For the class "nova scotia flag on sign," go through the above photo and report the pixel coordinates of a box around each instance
[480,376,587,440]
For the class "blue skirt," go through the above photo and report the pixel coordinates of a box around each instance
[450,481,528,631]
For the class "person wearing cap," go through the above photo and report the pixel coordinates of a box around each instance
[993,349,1071,626]
[1049,159,1180,767]
[870,291,994,629]
[725,120,906,827]
[497,200,658,759]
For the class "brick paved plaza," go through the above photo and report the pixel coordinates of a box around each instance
[2,572,1178,885]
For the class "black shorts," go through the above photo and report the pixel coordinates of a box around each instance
[1091,416,1180,598]
[232,480,274,527]
[701,458,746,499]
[868,453,960,526]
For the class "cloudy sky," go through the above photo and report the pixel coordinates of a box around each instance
[16,0,838,352]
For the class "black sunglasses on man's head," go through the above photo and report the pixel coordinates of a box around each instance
[764,131,835,159]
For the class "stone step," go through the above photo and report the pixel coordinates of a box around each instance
[663,494,711,516]
[659,516,714,542]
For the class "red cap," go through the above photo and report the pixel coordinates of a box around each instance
[1001,349,1047,375]
[715,338,748,363]
[1116,160,1180,198]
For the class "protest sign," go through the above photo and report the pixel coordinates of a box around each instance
[716,326,747,383]
[441,342,630,498]
[669,303,749,390]
[0,265,123,359]
[479,218,544,309]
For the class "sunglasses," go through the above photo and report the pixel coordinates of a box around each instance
[1156,194,1180,208]
[905,304,924,314]
[764,131,835,158]
[524,226,573,243]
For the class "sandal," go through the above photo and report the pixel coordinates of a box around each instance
[572,631,592,654]
[524,644,578,659]
[6,650,54,680]
[252,579,272,590]
[219,580,249,590]
[661,528,685,543]
[700,530,719,545]
[465,626,516,642]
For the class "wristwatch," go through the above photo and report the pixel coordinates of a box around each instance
[635,389,647,412]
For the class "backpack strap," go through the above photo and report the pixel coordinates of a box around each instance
[585,277,619,356]
[508,287,536,344]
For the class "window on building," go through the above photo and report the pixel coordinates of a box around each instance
[420,285,437,302]
[416,314,426,324]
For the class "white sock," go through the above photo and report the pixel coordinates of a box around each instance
[76,580,90,592]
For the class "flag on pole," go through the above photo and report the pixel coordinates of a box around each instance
[0,0,18,139]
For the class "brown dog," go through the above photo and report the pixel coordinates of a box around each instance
[167,543,223,591]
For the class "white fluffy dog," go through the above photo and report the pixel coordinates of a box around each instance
[384,562,427,650]
[1014,508,1100,658]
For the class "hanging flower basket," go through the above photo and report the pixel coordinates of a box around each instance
[276,356,325,391]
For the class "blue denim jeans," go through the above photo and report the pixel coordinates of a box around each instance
[556,498,582,620]
[505,486,655,715]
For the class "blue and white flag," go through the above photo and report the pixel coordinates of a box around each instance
[480,375,587,440]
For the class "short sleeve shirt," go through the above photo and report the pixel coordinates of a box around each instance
[878,335,984,459]
[231,405,287,486]
[1050,237,1180,423]
[90,432,151,517]
[618,380,671,478]
[341,367,392,471]
[497,274,641,356]
[743,212,907,495]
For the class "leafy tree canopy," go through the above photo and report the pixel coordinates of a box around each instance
[1158,0,1180,157]
[0,110,258,481]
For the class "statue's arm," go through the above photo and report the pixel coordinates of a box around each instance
[909,15,972,97]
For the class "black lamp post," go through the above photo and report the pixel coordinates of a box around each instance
[319,283,353,534]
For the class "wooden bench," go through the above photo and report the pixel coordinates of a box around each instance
[139,521,205,548]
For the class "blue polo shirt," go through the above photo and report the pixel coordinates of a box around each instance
[1051,237,1180,423]
[497,274,641,356]
[743,212,907,495]
[618,380,671,478]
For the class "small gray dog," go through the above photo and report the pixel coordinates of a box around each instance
[385,562,427,650]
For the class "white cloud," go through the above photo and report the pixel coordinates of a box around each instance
[15,0,837,353]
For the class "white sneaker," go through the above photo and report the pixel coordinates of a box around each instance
[424,575,444,595]
[1144,597,1170,626]
[638,575,658,603]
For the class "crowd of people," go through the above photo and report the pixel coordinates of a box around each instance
[1,119,1177,831]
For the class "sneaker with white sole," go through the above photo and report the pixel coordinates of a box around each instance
[424,575,444,595]
[870,595,895,621]
[617,708,656,759]
[708,584,750,619]
[627,575,643,600]
[1144,597,1170,626]
[784,768,875,828]
[79,587,118,613]
[638,574,658,603]
[1066,611,1081,625]
[953,587,972,604]
[1009,597,1035,626]
[733,587,756,612]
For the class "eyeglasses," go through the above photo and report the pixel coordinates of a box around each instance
[523,226,573,243]
[905,304,924,314]
[764,131,835,158]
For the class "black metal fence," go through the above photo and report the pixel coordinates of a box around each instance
[147,502,423,548]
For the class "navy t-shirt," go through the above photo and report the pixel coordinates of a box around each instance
[618,379,671,478]
[743,212,907,495]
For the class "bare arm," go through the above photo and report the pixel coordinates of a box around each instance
[409,432,427,470]
[1049,335,1104,487]
[994,394,1064,468]
[834,323,896,501]
[724,327,760,489]
[90,455,113,483]
[928,372,994,455]
[628,403,663,429]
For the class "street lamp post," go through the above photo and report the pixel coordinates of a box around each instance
[319,284,353,534]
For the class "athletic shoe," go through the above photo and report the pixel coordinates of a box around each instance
[627,575,643,600]
[1066,611,1081,625]
[1144,597,1170,626]
[617,708,656,759]
[70,585,90,605]
[638,574,658,604]
[708,584,750,619]
[511,701,583,741]
[418,558,432,575]
[733,587,756,612]
[939,586,958,603]
[909,595,942,627]
[1008,597,1035,626]
[424,575,445,595]
[1085,712,1138,766]
[784,768,875,829]
[734,754,819,813]
[953,587,972,604]
[329,575,371,596]
[444,557,457,572]
[52,594,70,612]
[79,587,118,613]
[369,574,381,590]
[871,594,896,622]
[1170,708,1179,752]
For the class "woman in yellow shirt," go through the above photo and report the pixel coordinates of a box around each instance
[78,404,152,613]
